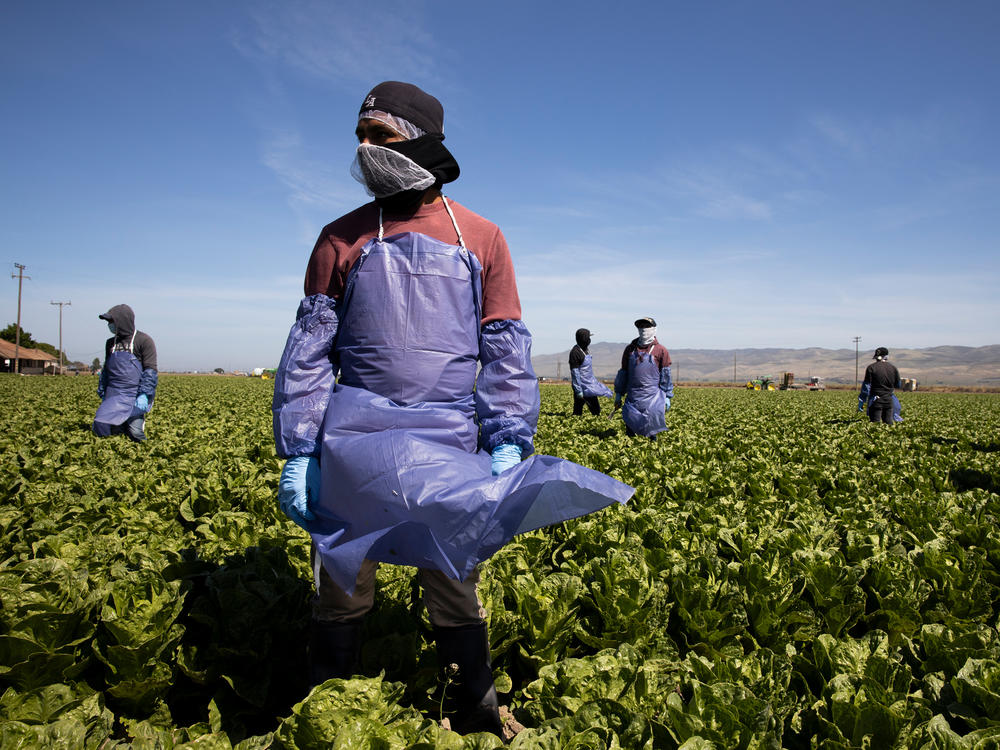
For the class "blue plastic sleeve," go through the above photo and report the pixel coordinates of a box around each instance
[138,369,158,400]
[659,365,674,398]
[272,295,340,459]
[570,367,583,397]
[613,368,628,398]
[475,319,539,456]
[98,366,108,398]
[859,381,871,403]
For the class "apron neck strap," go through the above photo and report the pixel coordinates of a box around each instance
[441,196,465,249]
[376,197,466,249]
[113,331,137,354]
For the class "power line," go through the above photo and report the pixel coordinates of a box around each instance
[10,263,30,374]
[853,336,862,389]
[50,300,71,372]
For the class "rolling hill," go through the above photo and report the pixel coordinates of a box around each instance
[531,344,1000,387]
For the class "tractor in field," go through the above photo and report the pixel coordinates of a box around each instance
[746,375,776,391]
[779,372,825,391]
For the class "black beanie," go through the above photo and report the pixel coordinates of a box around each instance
[360,81,444,137]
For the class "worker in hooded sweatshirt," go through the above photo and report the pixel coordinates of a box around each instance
[862,346,901,424]
[569,328,612,416]
[93,304,157,442]
[613,317,673,439]
[271,81,633,736]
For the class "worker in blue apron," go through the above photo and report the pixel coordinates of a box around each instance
[272,81,634,736]
[570,327,612,416]
[613,317,673,439]
[93,305,157,441]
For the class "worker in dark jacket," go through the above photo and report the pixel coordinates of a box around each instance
[93,304,158,441]
[569,328,611,416]
[862,346,900,425]
[858,381,902,422]
[613,317,673,439]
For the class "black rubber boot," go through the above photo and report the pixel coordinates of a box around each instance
[308,619,362,685]
[434,623,503,737]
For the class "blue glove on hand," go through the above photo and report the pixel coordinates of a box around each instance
[97,385,105,399]
[278,456,320,530]
[491,443,522,476]
[664,397,671,411]
[135,394,150,413]
[857,398,865,413]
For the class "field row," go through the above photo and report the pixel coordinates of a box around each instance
[1,375,999,748]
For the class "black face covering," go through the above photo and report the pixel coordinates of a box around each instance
[374,135,461,214]
[575,329,592,349]
[384,135,460,187]
[375,186,430,214]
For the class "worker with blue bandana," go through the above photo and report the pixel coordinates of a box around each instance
[272,81,633,736]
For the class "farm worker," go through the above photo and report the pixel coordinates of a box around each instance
[569,328,612,416]
[861,346,901,424]
[92,304,157,442]
[857,381,902,422]
[613,317,673,439]
[272,81,634,736]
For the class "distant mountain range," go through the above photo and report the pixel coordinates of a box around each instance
[531,344,1000,387]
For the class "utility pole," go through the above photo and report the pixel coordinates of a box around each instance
[733,353,736,386]
[10,263,29,374]
[50,300,71,373]
[853,336,862,389]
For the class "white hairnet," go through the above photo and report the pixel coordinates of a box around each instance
[359,109,424,141]
[351,144,435,197]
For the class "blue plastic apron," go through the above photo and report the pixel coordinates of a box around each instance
[93,333,144,437]
[572,354,612,398]
[622,347,667,437]
[310,200,634,593]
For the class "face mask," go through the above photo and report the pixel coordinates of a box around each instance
[637,327,656,346]
[108,322,117,335]
[351,143,435,198]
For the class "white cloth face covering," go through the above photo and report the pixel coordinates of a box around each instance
[638,327,657,346]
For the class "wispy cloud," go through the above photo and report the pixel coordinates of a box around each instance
[260,128,361,240]
[809,114,866,157]
[232,2,443,92]
[231,2,452,242]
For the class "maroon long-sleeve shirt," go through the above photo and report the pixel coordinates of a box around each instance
[304,199,522,324]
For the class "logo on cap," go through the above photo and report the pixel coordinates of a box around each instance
[364,95,376,108]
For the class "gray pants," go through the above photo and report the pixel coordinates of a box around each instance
[105,416,146,442]
[311,549,486,628]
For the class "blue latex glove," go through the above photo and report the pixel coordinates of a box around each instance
[135,394,150,413]
[278,456,320,530]
[857,398,865,413]
[664,397,671,411]
[97,385,105,400]
[491,443,522,476]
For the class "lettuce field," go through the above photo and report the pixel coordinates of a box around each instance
[2,374,1000,749]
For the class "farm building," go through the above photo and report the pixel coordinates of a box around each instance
[0,339,61,374]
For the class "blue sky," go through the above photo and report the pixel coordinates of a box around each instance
[2,1,997,371]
